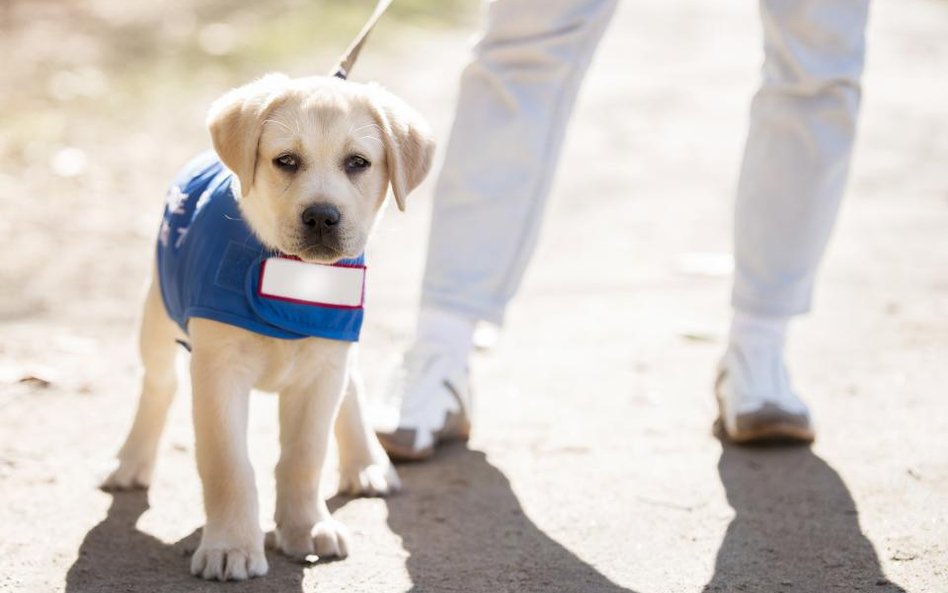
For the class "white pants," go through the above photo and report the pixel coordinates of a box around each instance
[422,0,871,324]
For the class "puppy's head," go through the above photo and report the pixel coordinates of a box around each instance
[206,74,434,263]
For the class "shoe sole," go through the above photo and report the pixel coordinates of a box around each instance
[377,429,470,462]
[719,418,815,444]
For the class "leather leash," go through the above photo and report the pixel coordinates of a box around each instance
[331,0,395,80]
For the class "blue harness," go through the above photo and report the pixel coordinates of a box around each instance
[156,152,364,342]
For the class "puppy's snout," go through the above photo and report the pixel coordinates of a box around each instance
[302,204,341,229]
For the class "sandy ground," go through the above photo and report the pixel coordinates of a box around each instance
[1,0,947,591]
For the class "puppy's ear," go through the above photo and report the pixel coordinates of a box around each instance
[206,73,291,197]
[366,83,435,211]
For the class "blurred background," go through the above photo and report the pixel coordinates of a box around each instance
[0,1,946,591]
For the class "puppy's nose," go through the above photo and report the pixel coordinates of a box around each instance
[301,204,341,229]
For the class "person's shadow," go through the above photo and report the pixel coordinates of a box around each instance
[65,490,308,593]
[379,443,636,593]
[702,441,907,593]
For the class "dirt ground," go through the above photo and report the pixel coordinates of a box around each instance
[1,0,946,591]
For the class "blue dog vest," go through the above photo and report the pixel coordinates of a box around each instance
[156,152,364,342]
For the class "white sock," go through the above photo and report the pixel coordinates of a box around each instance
[728,309,790,351]
[414,307,476,362]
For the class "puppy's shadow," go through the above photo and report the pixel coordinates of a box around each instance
[377,443,636,593]
[703,442,906,592]
[65,491,306,593]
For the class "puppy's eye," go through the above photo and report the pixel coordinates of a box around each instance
[273,154,299,172]
[344,154,370,174]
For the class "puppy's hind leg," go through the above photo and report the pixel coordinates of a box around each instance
[336,348,400,496]
[103,275,180,490]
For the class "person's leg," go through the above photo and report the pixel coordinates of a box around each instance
[719,0,871,442]
[379,0,617,459]
[422,0,617,327]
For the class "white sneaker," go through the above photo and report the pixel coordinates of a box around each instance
[376,343,472,461]
[715,342,815,444]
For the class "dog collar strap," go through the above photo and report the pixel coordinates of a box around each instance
[259,257,365,309]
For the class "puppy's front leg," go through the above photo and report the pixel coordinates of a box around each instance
[189,344,267,581]
[274,361,350,561]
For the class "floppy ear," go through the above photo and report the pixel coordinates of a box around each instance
[206,73,291,197]
[366,84,436,211]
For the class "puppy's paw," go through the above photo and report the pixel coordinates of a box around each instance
[100,458,154,491]
[313,518,351,560]
[190,537,268,581]
[274,519,350,562]
[338,459,401,497]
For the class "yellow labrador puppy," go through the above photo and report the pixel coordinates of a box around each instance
[102,74,434,581]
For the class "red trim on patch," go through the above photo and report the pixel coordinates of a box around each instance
[257,257,366,310]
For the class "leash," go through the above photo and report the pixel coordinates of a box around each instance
[331,0,395,80]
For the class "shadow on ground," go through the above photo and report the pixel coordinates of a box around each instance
[65,443,907,592]
[381,443,635,593]
[703,442,906,592]
[65,491,309,593]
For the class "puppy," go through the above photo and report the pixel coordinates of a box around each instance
[102,74,435,581]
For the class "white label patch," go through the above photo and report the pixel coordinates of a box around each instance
[259,257,365,308]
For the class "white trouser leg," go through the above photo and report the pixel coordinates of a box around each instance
[732,0,871,317]
[421,0,618,325]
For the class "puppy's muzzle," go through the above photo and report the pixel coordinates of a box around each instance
[301,203,343,249]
